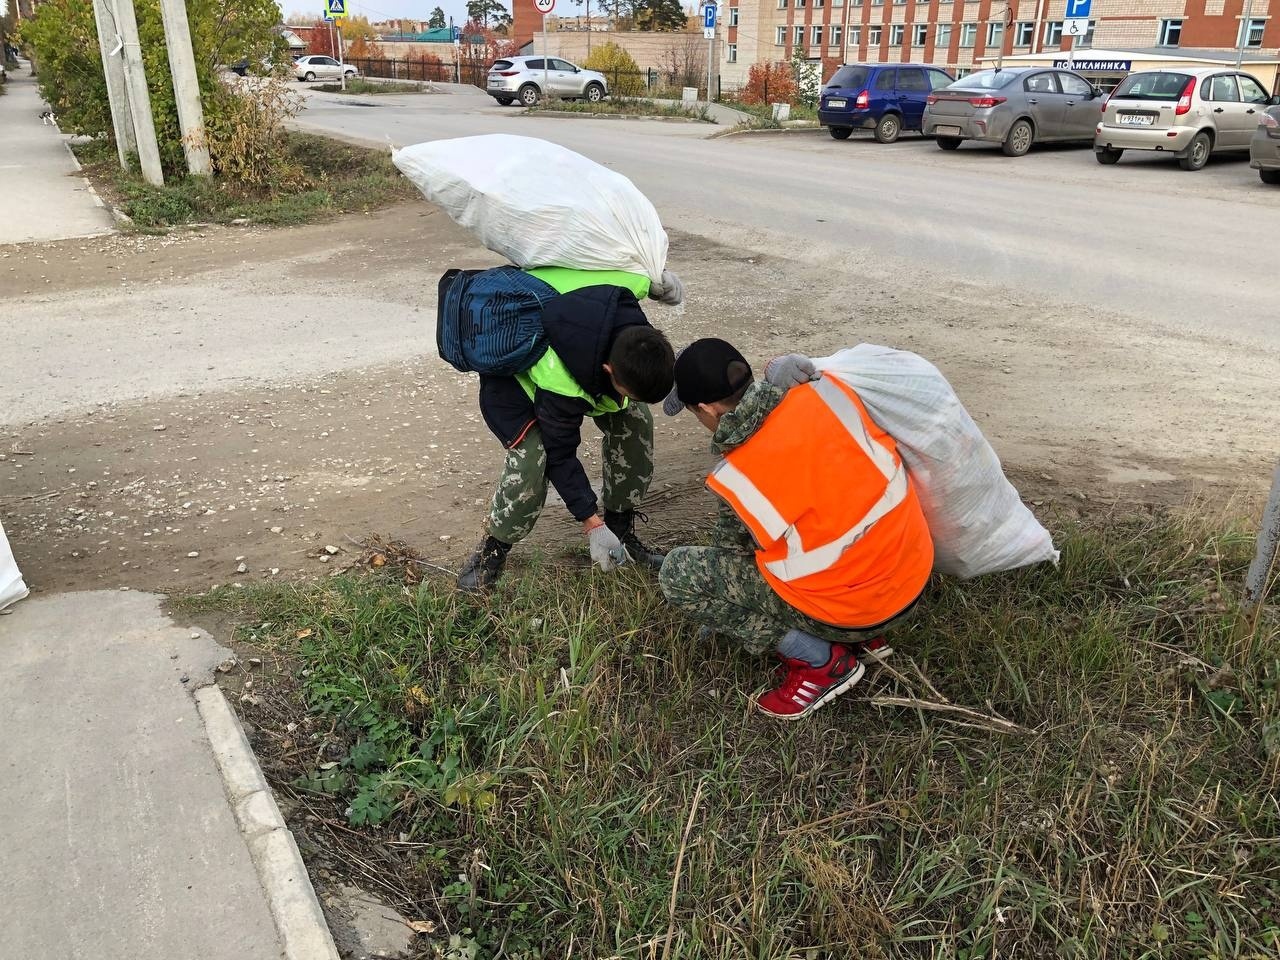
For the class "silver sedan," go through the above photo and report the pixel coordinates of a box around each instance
[923,67,1105,157]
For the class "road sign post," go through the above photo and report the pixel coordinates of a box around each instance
[703,3,716,101]
[1062,0,1091,68]
[325,0,348,89]
[534,0,555,104]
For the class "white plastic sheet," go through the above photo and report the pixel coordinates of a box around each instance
[816,344,1059,579]
[392,135,670,287]
[0,518,29,610]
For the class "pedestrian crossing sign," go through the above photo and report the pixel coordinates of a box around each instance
[325,0,347,18]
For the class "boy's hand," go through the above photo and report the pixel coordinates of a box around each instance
[765,354,819,390]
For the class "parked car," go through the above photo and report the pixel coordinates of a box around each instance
[1251,103,1280,184]
[486,56,609,107]
[1095,67,1280,171]
[923,67,1103,156]
[819,63,955,143]
[293,55,357,83]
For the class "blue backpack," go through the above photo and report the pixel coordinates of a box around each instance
[436,267,556,376]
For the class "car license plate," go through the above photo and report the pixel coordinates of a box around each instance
[1119,114,1154,126]
[936,125,961,136]
[826,98,847,109]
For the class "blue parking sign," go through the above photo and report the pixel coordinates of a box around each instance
[703,3,716,29]
[1064,0,1091,18]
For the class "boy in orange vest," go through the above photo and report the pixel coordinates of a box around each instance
[659,339,933,720]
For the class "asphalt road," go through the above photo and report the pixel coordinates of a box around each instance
[294,85,1280,350]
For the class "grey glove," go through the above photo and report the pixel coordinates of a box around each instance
[764,354,819,390]
[587,524,629,572]
[648,270,684,307]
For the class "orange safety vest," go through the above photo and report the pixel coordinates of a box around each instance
[707,373,934,628]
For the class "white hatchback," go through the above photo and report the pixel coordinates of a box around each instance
[294,55,357,83]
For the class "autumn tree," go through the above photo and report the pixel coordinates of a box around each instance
[739,61,796,105]
[339,15,378,41]
[306,19,341,57]
[582,41,643,95]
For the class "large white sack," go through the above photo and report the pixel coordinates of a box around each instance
[0,518,29,611]
[815,344,1059,579]
[392,135,669,286]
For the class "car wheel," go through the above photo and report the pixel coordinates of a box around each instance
[1261,168,1280,185]
[1179,131,1212,171]
[304,71,316,82]
[518,84,540,107]
[829,126,853,140]
[496,97,514,106]
[1095,147,1123,165]
[936,136,962,151]
[1002,119,1034,157]
[585,83,604,103]
[874,113,902,144]
[344,69,356,77]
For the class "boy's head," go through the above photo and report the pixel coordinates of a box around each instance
[603,325,676,404]
[661,338,753,432]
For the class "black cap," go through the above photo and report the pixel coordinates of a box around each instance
[662,338,752,416]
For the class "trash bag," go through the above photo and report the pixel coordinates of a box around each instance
[815,344,1059,579]
[392,135,672,290]
[0,519,29,611]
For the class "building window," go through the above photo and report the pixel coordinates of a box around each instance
[797,0,806,7]
[890,23,905,44]
[813,24,824,44]
[987,21,1003,48]
[894,0,906,5]
[1044,20,1063,47]
[831,23,844,45]
[935,22,951,48]
[833,0,845,7]
[1156,18,1181,46]
[851,24,862,43]
[794,24,804,46]
[1074,19,1096,47]
[868,24,882,44]
[959,22,977,46]
[729,6,739,25]
[955,67,971,78]
[815,0,825,7]
[776,25,786,44]
[777,0,787,8]
[727,42,737,61]
[913,23,928,45]
[1014,21,1034,46]
[1240,18,1265,47]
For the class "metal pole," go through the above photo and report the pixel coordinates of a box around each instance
[91,0,136,168]
[1236,0,1255,68]
[1242,460,1280,619]
[159,0,211,175]
[335,21,346,90]
[542,14,549,103]
[113,0,164,185]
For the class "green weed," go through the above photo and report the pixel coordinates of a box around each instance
[187,507,1280,958]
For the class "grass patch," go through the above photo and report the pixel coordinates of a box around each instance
[71,131,415,229]
[531,97,714,123]
[186,507,1280,958]
[314,78,430,95]
[727,101,821,130]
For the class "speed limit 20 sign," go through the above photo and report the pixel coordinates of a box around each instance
[534,0,555,13]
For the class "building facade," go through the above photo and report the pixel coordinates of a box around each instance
[721,0,1277,88]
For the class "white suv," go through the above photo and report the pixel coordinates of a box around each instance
[486,56,609,107]
[294,55,357,83]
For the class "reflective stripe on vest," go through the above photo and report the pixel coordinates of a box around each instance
[709,376,909,584]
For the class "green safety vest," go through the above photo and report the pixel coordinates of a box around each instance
[516,267,651,417]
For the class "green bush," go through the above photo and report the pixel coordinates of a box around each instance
[582,41,644,97]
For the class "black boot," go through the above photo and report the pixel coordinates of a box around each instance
[457,535,511,593]
[604,510,665,569]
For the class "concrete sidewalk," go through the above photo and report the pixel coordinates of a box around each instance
[0,590,332,960]
[0,62,115,244]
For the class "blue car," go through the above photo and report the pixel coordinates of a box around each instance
[819,63,956,143]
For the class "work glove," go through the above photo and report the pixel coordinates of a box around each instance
[764,354,819,390]
[587,523,629,572]
[648,270,685,307]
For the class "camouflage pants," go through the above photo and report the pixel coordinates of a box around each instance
[659,545,914,655]
[487,402,655,545]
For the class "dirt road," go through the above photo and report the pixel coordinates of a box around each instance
[2,202,1273,595]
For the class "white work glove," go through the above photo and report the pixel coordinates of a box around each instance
[586,523,629,572]
[764,354,819,389]
[648,270,685,307]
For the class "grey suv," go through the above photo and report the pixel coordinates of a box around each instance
[1095,67,1280,170]
[487,56,610,107]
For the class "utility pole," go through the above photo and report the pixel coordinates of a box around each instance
[159,0,211,175]
[1235,0,1256,68]
[114,0,164,185]
[90,0,136,169]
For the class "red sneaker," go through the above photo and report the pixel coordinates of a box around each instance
[757,643,865,720]
[855,635,893,663]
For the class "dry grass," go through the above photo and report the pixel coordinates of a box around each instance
[184,504,1280,959]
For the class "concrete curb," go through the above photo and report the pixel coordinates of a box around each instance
[62,139,133,226]
[711,125,825,140]
[196,685,340,960]
[521,109,712,124]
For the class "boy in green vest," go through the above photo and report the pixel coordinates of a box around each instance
[458,268,676,591]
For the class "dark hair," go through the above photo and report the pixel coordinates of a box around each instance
[609,326,675,404]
